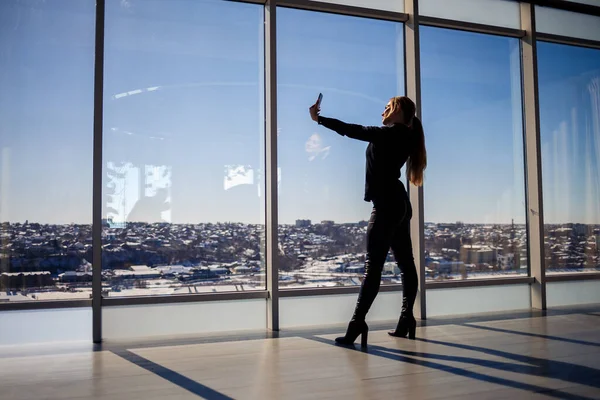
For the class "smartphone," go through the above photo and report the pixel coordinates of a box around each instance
[316,93,323,108]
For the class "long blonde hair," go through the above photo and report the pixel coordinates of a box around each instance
[389,96,427,186]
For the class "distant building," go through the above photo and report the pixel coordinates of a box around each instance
[554,227,573,237]
[435,232,461,251]
[437,223,458,231]
[497,253,516,270]
[208,266,231,275]
[460,245,496,265]
[59,271,92,283]
[1,271,54,290]
[383,261,399,275]
[571,223,587,236]
[113,265,161,279]
[233,266,252,274]
[320,220,335,227]
[295,219,312,228]
[346,265,365,274]
[155,265,192,277]
[430,260,464,274]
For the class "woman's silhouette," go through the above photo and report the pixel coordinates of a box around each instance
[309,96,427,347]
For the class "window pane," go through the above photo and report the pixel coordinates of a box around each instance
[419,0,521,30]
[280,292,402,328]
[420,27,527,281]
[427,285,530,316]
[103,299,266,339]
[0,1,95,301]
[0,308,92,345]
[102,0,265,297]
[277,8,404,288]
[547,281,600,307]
[538,42,600,274]
[535,6,600,42]
[315,0,404,13]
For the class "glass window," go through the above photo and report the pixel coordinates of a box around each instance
[277,8,404,288]
[0,308,92,345]
[103,299,266,339]
[419,0,521,30]
[0,0,95,302]
[102,0,265,297]
[420,27,527,281]
[535,6,600,42]
[547,281,600,307]
[427,285,531,316]
[538,42,600,274]
[315,0,404,13]
[280,292,402,328]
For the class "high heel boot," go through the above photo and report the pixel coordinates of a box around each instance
[388,314,416,339]
[335,320,369,348]
[336,257,381,348]
[388,257,418,339]
[388,280,417,339]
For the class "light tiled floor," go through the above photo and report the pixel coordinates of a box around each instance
[1,312,600,399]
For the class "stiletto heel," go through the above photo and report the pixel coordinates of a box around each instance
[335,320,369,347]
[360,328,369,348]
[408,326,416,340]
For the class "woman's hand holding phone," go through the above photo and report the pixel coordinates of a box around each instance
[309,93,323,122]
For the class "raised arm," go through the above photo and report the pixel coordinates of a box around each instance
[317,116,393,143]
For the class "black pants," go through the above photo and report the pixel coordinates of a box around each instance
[351,194,418,321]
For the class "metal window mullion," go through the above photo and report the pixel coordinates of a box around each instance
[537,32,600,51]
[102,291,269,306]
[418,16,526,38]
[513,0,600,19]
[405,0,426,320]
[228,0,269,4]
[520,3,547,310]
[276,0,408,22]
[0,300,92,312]
[265,0,279,331]
[92,0,106,344]
[546,273,600,283]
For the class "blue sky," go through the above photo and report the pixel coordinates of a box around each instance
[0,0,599,225]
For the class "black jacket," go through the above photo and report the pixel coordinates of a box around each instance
[318,116,416,202]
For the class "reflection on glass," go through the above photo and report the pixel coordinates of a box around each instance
[538,42,600,274]
[535,6,600,43]
[419,0,521,30]
[105,162,172,227]
[0,0,95,301]
[314,0,404,13]
[277,8,404,288]
[224,165,254,191]
[102,0,265,296]
[420,27,527,281]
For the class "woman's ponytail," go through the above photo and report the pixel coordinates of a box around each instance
[407,116,426,187]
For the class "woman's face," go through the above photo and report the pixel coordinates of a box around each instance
[382,101,402,126]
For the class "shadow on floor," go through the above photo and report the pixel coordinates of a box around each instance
[391,337,600,389]
[113,349,234,400]
[462,323,600,348]
[306,336,598,400]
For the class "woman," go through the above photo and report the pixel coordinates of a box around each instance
[309,96,426,347]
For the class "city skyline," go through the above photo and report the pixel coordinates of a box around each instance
[0,0,599,226]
